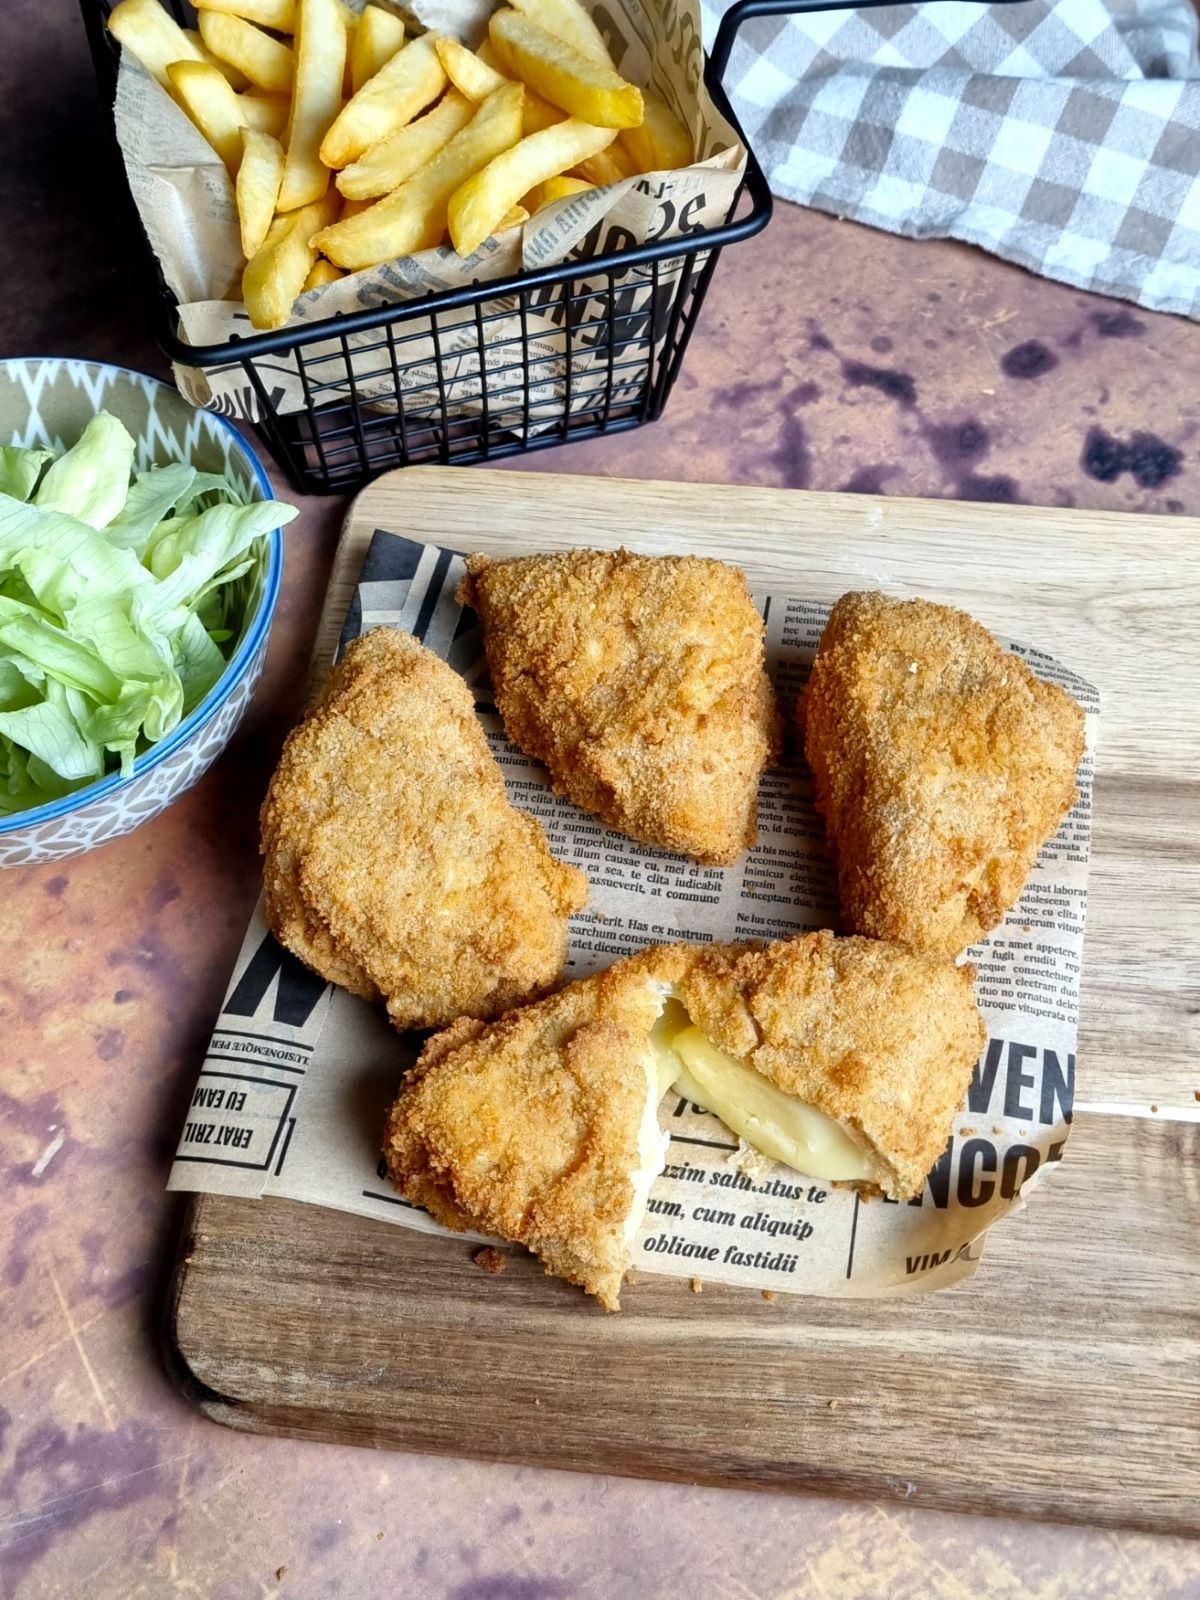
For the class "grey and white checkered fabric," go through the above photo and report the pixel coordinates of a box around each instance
[703,0,1200,317]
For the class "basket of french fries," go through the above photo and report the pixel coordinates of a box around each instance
[81,0,773,492]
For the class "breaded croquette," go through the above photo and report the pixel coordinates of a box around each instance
[384,931,984,1307]
[457,549,782,865]
[651,932,986,1203]
[802,592,1086,957]
[383,955,669,1310]
[261,628,588,1031]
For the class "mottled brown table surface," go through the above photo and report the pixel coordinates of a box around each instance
[3,2,1199,1597]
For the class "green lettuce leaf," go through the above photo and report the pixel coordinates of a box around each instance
[34,414,137,529]
[0,412,297,819]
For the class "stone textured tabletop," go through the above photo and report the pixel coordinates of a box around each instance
[3,2,1199,1597]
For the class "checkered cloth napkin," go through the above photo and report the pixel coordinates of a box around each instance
[702,0,1200,317]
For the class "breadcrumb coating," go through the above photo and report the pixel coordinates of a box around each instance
[261,628,587,1031]
[383,958,666,1310]
[801,592,1085,957]
[457,549,781,865]
[650,932,986,1201]
[384,931,985,1309]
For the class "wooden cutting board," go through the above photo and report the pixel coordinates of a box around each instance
[167,469,1200,1535]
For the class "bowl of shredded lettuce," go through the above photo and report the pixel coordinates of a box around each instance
[0,358,298,865]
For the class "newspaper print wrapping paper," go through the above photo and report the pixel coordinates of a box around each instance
[111,0,746,424]
[168,530,1100,1300]
[702,0,1200,319]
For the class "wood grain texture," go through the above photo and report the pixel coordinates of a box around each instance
[170,1110,1200,1535]
[170,470,1200,1534]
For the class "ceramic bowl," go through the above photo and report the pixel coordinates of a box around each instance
[0,357,283,866]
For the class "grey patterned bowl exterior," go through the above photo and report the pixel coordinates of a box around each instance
[0,359,283,867]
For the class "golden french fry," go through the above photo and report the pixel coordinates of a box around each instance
[166,60,249,171]
[496,204,529,231]
[193,0,296,31]
[489,11,642,129]
[304,257,345,289]
[449,116,616,256]
[571,143,632,186]
[437,36,562,137]
[239,91,289,135]
[108,0,207,89]
[507,0,613,67]
[537,173,593,206]
[263,214,294,249]
[315,83,525,269]
[320,33,446,169]
[197,11,294,94]
[435,36,507,100]
[336,90,474,200]
[236,128,285,257]
[351,5,407,92]
[620,88,692,172]
[278,0,348,209]
[243,192,338,327]
[185,26,250,89]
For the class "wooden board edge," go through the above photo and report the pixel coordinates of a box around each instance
[160,1186,1200,1540]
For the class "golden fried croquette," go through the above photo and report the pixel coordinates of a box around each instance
[384,932,984,1307]
[802,592,1086,957]
[650,932,985,1203]
[457,549,781,865]
[261,628,588,1031]
[383,956,669,1310]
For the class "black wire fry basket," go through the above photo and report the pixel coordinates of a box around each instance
[80,0,793,493]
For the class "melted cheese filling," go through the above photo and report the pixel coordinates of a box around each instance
[649,999,870,1182]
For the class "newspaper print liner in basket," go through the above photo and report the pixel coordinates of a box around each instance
[169,527,1100,1302]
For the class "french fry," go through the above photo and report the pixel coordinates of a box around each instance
[239,91,289,135]
[437,36,562,137]
[339,195,372,218]
[351,5,408,92]
[337,90,474,200]
[449,116,616,257]
[243,192,338,327]
[496,204,529,230]
[571,143,633,186]
[304,258,345,289]
[507,0,614,68]
[620,87,692,172]
[197,11,295,94]
[108,0,208,90]
[236,128,285,257]
[185,26,250,90]
[537,173,593,206]
[166,60,250,172]
[315,83,525,270]
[436,36,508,100]
[489,11,642,129]
[263,214,295,249]
[320,33,446,169]
[278,0,348,210]
[193,0,296,31]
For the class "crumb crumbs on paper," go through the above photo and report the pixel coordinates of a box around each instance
[827,1399,839,1410]
[690,1277,704,1293]
[761,1289,776,1301]
[1150,1104,1158,1113]
[473,1246,507,1275]
[276,1569,287,1584]
[625,1267,639,1285]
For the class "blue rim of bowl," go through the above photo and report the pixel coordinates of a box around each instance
[0,359,284,836]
